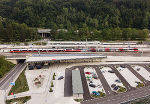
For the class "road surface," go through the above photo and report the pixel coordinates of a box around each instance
[0,63,26,90]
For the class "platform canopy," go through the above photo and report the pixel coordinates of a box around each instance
[26,54,106,63]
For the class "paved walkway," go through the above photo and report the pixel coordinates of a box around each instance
[0,90,5,104]
[6,91,31,100]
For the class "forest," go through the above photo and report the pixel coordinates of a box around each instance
[0,0,150,42]
[0,16,39,42]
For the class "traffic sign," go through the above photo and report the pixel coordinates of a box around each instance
[10,82,15,86]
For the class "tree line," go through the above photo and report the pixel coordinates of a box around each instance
[0,17,40,42]
[51,28,148,41]
[0,0,149,42]
[0,0,150,29]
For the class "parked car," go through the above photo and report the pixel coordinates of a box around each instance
[137,68,140,71]
[28,65,34,70]
[120,65,126,68]
[115,79,121,83]
[108,70,114,73]
[92,91,100,96]
[36,65,42,69]
[113,86,119,91]
[92,75,98,79]
[111,84,116,88]
[89,83,96,88]
[58,76,64,80]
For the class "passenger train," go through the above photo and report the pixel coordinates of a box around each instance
[9,48,138,53]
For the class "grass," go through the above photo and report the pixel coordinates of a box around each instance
[0,56,15,79]
[49,88,53,92]
[117,86,127,93]
[74,99,83,102]
[33,42,47,45]
[136,82,144,88]
[91,91,106,98]
[6,96,31,104]
[51,81,54,87]
[9,70,29,95]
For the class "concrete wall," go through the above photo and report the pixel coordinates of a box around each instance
[6,59,17,64]
[73,93,83,99]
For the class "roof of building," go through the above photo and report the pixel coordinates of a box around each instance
[38,29,51,33]
[72,70,83,94]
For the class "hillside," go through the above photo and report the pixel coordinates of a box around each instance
[0,0,149,41]
[0,56,15,78]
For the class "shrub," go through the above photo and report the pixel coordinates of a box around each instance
[51,82,54,87]
[49,88,53,92]
[53,75,55,80]
[117,86,126,93]
[54,72,56,76]
[74,99,83,102]
[136,82,144,88]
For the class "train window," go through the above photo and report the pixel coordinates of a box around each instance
[13,50,19,51]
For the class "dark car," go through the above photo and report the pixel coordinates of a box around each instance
[115,79,121,83]
[120,65,126,68]
[108,70,114,73]
[36,65,42,69]
[28,65,34,70]
[113,86,119,91]
[111,84,116,88]
[89,83,96,88]
[58,76,64,80]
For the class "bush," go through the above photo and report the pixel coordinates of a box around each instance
[53,75,55,80]
[54,72,56,76]
[136,82,144,88]
[51,82,54,87]
[117,86,126,93]
[74,99,83,102]
[49,88,53,92]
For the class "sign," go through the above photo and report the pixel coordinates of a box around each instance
[10,82,15,86]
[14,95,16,98]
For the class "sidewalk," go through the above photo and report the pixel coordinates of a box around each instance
[6,91,31,100]
[0,90,6,104]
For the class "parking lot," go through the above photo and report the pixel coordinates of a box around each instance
[65,63,150,103]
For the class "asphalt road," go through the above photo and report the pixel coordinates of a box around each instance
[0,63,26,90]
[94,66,115,96]
[79,66,92,100]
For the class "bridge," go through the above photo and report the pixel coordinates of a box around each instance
[5,54,107,65]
